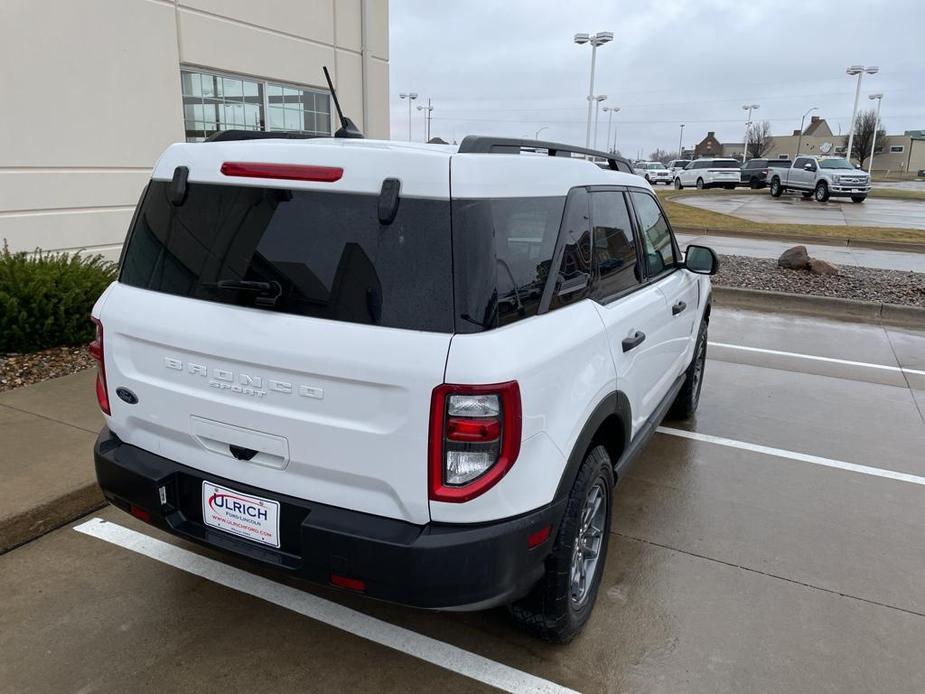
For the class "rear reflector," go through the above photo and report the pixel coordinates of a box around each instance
[129,505,151,523]
[330,574,366,592]
[88,317,110,415]
[527,526,551,549]
[220,162,343,182]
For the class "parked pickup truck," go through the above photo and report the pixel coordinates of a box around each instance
[769,155,871,203]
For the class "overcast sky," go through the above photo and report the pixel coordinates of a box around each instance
[388,0,925,157]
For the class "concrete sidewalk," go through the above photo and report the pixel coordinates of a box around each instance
[0,369,103,552]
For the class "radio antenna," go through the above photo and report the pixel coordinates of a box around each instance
[323,66,363,139]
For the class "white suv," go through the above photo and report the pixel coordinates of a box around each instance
[674,158,741,190]
[632,161,673,185]
[90,133,717,643]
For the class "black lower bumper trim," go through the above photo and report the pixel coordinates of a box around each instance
[93,428,564,610]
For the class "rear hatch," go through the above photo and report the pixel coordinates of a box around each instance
[97,141,453,524]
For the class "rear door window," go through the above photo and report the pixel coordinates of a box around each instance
[120,181,454,332]
[589,191,640,301]
[630,191,677,277]
[549,189,592,311]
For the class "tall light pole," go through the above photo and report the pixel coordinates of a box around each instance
[678,124,685,158]
[591,95,607,150]
[867,92,883,174]
[796,106,818,159]
[574,32,613,149]
[535,126,549,140]
[416,98,433,141]
[602,106,620,153]
[742,104,759,160]
[845,65,878,165]
[399,92,418,141]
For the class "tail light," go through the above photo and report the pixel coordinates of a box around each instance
[220,162,343,182]
[428,382,521,503]
[88,317,110,415]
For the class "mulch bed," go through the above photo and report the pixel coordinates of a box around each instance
[714,254,925,307]
[0,346,95,393]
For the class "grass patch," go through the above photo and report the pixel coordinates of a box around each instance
[656,189,925,245]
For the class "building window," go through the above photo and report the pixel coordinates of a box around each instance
[834,146,847,154]
[890,145,905,153]
[778,154,790,160]
[180,68,331,142]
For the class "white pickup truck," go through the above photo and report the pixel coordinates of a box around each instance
[769,155,871,203]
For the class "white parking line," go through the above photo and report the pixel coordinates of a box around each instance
[72,518,577,694]
[708,342,925,377]
[657,426,925,487]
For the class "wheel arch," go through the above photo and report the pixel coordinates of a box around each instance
[553,391,631,502]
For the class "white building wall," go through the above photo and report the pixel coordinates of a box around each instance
[0,0,389,261]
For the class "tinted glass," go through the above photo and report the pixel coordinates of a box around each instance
[768,160,791,167]
[711,160,740,168]
[819,158,855,169]
[451,197,565,331]
[630,192,676,277]
[590,191,639,300]
[549,189,592,311]
[120,181,454,332]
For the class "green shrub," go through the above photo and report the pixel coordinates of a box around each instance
[0,243,118,353]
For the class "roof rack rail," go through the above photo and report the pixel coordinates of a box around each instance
[204,130,326,143]
[456,135,632,172]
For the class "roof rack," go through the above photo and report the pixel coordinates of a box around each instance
[204,130,326,143]
[457,135,632,172]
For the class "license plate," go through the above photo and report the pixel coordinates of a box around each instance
[202,481,280,547]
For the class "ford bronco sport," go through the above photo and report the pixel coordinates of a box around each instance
[90,132,718,643]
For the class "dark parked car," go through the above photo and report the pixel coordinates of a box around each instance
[741,158,792,188]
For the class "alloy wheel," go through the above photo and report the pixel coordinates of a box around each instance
[569,481,606,607]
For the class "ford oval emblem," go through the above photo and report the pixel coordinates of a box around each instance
[116,387,139,405]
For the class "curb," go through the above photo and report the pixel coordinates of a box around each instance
[673,226,925,254]
[712,286,925,327]
[0,483,104,554]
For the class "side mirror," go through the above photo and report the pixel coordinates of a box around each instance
[685,245,719,275]
[803,162,814,171]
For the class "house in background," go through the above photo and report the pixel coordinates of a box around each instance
[1,0,390,262]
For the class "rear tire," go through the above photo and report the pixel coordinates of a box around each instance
[674,178,683,190]
[669,318,708,420]
[696,178,705,190]
[814,181,830,202]
[749,178,761,189]
[851,195,866,203]
[769,178,782,197]
[508,446,614,644]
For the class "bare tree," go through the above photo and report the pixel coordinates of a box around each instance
[745,120,772,158]
[850,109,886,169]
[648,148,673,164]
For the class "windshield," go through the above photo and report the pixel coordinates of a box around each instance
[671,160,690,168]
[819,159,858,170]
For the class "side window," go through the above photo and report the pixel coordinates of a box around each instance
[549,189,592,311]
[590,191,640,301]
[630,191,677,277]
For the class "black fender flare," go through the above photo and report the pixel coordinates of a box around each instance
[553,391,631,503]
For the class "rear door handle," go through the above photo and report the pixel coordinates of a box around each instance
[622,330,646,352]
[672,300,687,315]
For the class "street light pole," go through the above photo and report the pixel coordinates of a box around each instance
[678,124,684,158]
[845,65,878,165]
[603,107,619,153]
[867,93,883,174]
[742,104,759,160]
[399,92,418,141]
[796,106,818,159]
[574,32,613,149]
[416,98,433,141]
[535,126,549,140]
[592,95,607,150]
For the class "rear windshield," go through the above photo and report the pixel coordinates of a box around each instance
[710,160,740,168]
[768,160,792,167]
[120,181,454,332]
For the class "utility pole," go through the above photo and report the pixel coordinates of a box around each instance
[574,32,613,149]
[399,92,418,141]
[416,98,433,141]
[742,104,759,160]
[796,106,817,159]
[678,124,685,158]
[867,93,883,174]
[845,65,878,165]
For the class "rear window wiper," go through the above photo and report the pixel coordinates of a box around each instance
[201,279,282,307]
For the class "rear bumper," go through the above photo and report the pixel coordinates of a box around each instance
[94,428,563,610]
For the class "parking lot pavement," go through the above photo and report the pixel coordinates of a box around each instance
[2,306,924,693]
[675,232,925,272]
[675,193,925,231]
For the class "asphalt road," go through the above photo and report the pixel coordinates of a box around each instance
[2,308,924,693]
[676,193,925,231]
[675,232,925,272]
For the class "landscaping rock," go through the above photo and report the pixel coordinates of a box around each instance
[778,245,810,270]
[809,259,839,276]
